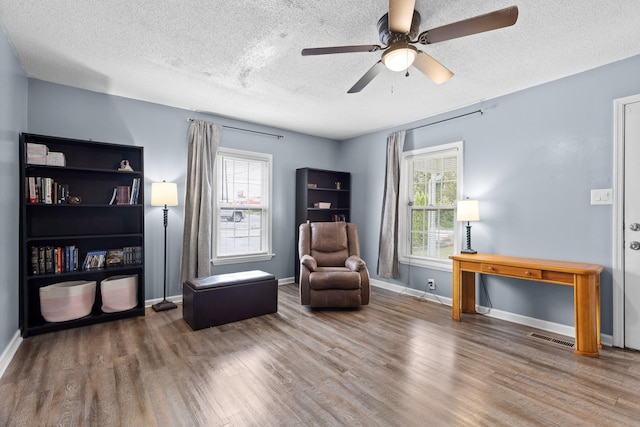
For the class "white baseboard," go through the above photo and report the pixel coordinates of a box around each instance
[370,279,613,347]
[0,331,22,379]
[278,277,295,285]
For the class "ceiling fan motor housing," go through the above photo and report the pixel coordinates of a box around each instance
[377,10,421,46]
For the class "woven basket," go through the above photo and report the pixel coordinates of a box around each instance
[101,274,138,313]
[39,280,96,322]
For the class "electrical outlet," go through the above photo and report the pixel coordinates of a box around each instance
[428,279,436,290]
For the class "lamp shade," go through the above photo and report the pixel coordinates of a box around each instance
[457,199,479,222]
[151,182,178,206]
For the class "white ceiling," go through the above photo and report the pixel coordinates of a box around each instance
[1,1,640,140]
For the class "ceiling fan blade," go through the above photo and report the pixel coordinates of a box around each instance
[301,45,382,56]
[412,51,453,84]
[348,61,385,93]
[388,0,417,33]
[417,5,518,45]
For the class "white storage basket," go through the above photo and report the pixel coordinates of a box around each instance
[39,280,96,322]
[101,274,138,313]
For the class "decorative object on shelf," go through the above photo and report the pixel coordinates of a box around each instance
[118,159,134,171]
[151,181,179,312]
[335,181,341,190]
[314,202,331,209]
[457,198,480,254]
[307,183,317,189]
[67,195,82,204]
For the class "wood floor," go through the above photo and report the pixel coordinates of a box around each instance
[1,284,639,426]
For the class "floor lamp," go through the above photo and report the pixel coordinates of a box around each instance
[151,181,179,311]
[457,198,480,254]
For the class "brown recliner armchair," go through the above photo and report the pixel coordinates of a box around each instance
[298,222,370,307]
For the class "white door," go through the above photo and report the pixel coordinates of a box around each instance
[624,101,640,350]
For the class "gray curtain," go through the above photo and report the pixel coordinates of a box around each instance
[179,120,221,285]
[377,130,405,279]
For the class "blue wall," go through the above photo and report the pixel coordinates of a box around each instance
[0,26,27,357]
[342,54,640,335]
[26,80,341,301]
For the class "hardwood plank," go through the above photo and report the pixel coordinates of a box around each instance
[1,284,639,426]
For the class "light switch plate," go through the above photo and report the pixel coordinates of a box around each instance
[590,189,613,205]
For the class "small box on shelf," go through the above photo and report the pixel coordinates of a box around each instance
[26,143,48,165]
[314,202,331,209]
[46,152,66,166]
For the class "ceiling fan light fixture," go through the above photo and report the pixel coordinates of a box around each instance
[382,44,418,72]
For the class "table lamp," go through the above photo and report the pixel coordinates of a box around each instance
[151,181,179,311]
[457,199,479,254]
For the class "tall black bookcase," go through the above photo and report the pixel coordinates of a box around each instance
[294,168,351,281]
[19,133,146,337]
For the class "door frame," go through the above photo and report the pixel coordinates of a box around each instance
[613,93,640,348]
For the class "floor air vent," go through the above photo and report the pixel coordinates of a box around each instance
[528,332,575,349]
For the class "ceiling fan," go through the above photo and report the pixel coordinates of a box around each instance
[301,0,519,93]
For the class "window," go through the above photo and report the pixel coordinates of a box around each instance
[212,147,273,265]
[399,141,463,270]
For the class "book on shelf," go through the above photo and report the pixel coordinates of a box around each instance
[30,246,39,275]
[26,176,69,204]
[83,250,107,270]
[27,177,36,203]
[30,245,78,275]
[82,247,142,269]
[123,246,143,265]
[108,187,118,205]
[129,177,139,204]
[116,185,130,205]
[113,178,140,205]
[105,249,124,267]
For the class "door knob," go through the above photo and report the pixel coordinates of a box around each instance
[630,241,640,250]
[630,223,640,231]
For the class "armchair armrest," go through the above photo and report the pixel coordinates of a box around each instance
[345,255,366,272]
[300,254,317,272]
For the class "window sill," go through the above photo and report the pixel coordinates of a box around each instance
[212,253,275,266]
[399,256,453,272]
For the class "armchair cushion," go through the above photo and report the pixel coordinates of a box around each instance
[309,268,361,290]
[345,255,365,272]
[311,222,349,266]
[300,254,317,272]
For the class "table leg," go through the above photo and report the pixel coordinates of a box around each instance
[461,271,477,314]
[573,273,600,357]
[452,260,461,321]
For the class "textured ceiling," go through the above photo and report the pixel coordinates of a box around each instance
[2,1,640,140]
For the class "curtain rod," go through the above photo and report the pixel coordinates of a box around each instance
[188,118,284,140]
[407,109,484,132]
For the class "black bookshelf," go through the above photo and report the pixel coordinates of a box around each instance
[19,133,145,337]
[294,167,351,281]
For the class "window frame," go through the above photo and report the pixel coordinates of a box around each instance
[398,141,464,271]
[211,147,274,265]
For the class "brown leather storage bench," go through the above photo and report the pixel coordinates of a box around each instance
[182,270,277,330]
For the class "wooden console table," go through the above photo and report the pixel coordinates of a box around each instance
[449,253,603,357]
